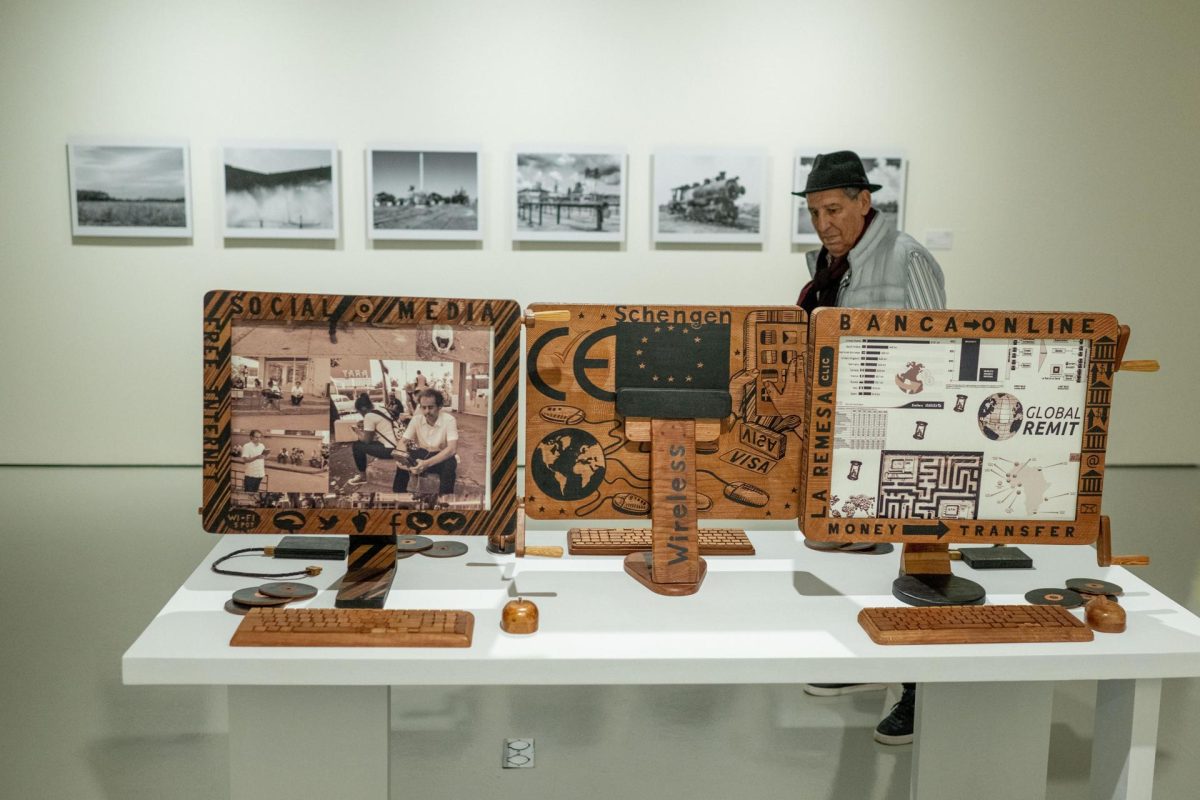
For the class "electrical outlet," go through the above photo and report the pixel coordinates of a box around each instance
[503,738,535,768]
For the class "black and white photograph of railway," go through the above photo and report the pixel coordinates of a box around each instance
[792,154,906,244]
[652,149,766,244]
[514,150,625,242]
[368,148,480,240]
[222,143,338,239]
[67,139,191,237]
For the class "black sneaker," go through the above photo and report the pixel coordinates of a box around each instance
[873,684,915,745]
[803,683,886,696]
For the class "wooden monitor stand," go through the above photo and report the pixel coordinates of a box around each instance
[622,418,708,596]
[335,534,397,608]
[893,543,986,607]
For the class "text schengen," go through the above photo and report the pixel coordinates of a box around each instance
[665,443,693,565]
[615,305,732,326]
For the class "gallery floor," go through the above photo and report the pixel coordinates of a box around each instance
[2,465,1197,800]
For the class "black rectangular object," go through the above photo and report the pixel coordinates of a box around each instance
[614,319,730,418]
[959,546,1033,569]
[959,339,979,382]
[616,388,732,419]
[274,536,349,560]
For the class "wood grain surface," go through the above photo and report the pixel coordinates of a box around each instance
[524,303,806,521]
[202,291,521,537]
[801,308,1120,546]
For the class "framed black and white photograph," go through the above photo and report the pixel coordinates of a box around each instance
[366,146,481,241]
[67,138,192,237]
[222,142,339,239]
[513,149,626,243]
[652,148,767,244]
[793,152,907,245]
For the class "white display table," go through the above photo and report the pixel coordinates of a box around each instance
[123,532,1200,800]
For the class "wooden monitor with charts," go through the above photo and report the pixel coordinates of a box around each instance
[799,308,1153,606]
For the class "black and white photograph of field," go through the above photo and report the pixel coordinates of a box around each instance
[793,154,906,244]
[514,150,625,242]
[653,149,766,244]
[67,140,191,237]
[223,144,338,238]
[368,149,480,240]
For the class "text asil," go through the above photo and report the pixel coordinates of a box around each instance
[665,443,693,565]
[615,306,732,326]
[1022,405,1081,436]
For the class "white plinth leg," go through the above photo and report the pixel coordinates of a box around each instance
[1089,678,1162,800]
[229,686,389,800]
[911,682,1053,800]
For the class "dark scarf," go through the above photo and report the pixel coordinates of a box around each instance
[796,208,877,314]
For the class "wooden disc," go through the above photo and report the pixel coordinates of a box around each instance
[257,582,317,600]
[224,599,253,616]
[231,587,292,607]
[1066,578,1123,597]
[1025,587,1085,608]
[421,540,469,558]
[396,535,434,553]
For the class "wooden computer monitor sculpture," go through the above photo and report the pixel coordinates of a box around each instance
[202,291,521,608]
[799,308,1153,606]
[524,303,806,595]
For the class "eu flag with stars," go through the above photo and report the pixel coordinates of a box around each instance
[614,319,731,419]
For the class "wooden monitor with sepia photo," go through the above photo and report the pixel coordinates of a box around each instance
[202,291,521,607]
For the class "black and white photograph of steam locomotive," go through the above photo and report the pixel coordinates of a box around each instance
[653,149,766,244]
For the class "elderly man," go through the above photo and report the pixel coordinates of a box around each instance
[795,150,944,313]
[794,151,946,745]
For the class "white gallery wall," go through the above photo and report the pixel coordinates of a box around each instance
[1,0,1197,465]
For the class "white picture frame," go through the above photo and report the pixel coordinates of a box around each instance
[513,148,626,243]
[67,137,192,238]
[366,146,481,241]
[221,141,339,240]
[792,152,907,245]
[652,147,767,245]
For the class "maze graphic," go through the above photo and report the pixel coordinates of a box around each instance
[877,451,983,519]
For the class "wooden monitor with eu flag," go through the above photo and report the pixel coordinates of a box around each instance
[799,308,1154,607]
[525,303,807,595]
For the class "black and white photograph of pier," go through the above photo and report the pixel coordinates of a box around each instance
[793,154,906,244]
[514,150,625,242]
[222,143,339,239]
[368,148,480,240]
[652,149,766,244]
[67,139,191,237]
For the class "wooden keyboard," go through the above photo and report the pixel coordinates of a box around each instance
[858,604,1093,645]
[230,607,474,647]
[568,527,755,556]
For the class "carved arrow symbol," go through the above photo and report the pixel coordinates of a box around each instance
[902,521,950,538]
[962,320,981,330]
